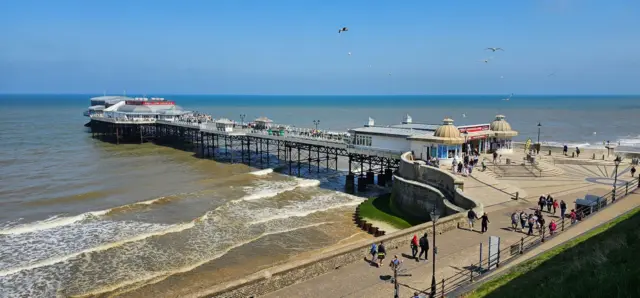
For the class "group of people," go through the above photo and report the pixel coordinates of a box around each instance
[452,153,481,177]
[177,112,212,124]
[511,209,558,236]
[466,208,491,233]
[562,145,581,157]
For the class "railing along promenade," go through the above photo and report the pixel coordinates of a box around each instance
[429,175,640,298]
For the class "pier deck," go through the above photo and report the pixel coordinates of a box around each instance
[88,116,402,192]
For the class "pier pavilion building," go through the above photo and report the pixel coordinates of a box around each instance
[348,115,518,164]
[103,98,192,121]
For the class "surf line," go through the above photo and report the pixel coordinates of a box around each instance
[0,220,199,277]
[73,222,332,298]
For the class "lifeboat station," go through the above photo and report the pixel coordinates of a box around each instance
[348,114,518,165]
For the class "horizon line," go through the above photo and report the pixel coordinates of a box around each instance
[1,93,639,97]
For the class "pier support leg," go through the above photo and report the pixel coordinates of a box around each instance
[317,147,320,173]
[288,147,293,175]
[385,168,394,184]
[346,173,355,193]
[200,132,205,157]
[377,173,386,186]
[366,171,375,185]
[357,176,367,192]
[297,147,301,177]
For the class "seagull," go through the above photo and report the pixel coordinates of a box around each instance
[548,71,557,77]
[480,58,491,63]
[388,73,392,76]
[338,27,349,33]
[348,52,351,56]
[501,93,514,101]
[486,47,504,52]
[462,113,467,118]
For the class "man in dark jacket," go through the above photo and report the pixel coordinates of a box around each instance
[418,233,429,261]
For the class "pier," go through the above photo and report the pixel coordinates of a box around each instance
[88,116,402,192]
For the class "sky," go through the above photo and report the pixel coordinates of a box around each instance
[1,0,639,95]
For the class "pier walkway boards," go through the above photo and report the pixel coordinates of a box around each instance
[88,116,402,192]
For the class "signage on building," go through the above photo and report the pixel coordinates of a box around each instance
[126,101,176,106]
[459,125,490,133]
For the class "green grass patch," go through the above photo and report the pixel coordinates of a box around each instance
[359,193,424,229]
[466,206,640,298]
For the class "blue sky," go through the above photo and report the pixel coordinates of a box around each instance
[1,0,639,95]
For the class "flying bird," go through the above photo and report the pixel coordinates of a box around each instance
[338,27,349,33]
[462,113,467,118]
[480,58,492,63]
[502,93,514,101]
[486,47,504,52]
[548,71,557,77]
[348,52,352,56]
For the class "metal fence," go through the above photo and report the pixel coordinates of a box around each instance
[423,176,640,298]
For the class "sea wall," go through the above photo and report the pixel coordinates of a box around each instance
[392,152,481,220]
[194,152,482,297]
[198,212,467,298]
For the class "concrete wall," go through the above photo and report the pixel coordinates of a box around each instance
[392,152,483,220]
[198,212,468,298]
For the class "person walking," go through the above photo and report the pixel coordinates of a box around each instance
[632,166,636,178]
[560,200,567,219]
[376,241,387,267]
[410,235,419,260]
[520,211,528,231]
[570,209,577,225]
[563,144,568,156]
[418,233,429,261]
[511,211,519,231]
[527,214,535,236]
[467,209,478,231]
[481,213,490,233]
[369,242,377,263]
[549,220,557,235]
[538,195,546,211]
[552,198,559,215]
[546,196,553,213]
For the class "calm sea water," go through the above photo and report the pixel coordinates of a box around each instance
[0,94,638,297]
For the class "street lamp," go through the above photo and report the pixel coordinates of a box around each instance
[239,114,246,127]
[462,131,469,156]
[613,156,622,201]
[537,122,542,144]
[313,120,320,131]
[430,205,440,298]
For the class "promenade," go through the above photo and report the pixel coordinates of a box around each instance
[263,186,638,298]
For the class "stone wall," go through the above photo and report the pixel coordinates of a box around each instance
[392,152,481,220]
[198,212,467,298]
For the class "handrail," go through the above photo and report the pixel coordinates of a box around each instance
[429,176,639,297]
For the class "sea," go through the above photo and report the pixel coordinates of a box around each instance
[0,94,639,297]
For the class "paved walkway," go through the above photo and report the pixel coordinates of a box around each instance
[262,186,634,298]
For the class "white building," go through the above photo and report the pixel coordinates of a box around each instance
[254,116,273,129]
[216,118,235,132]
[348,115,519,165]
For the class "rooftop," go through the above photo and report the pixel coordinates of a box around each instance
[390,123,440,131]
[349,126,421,138]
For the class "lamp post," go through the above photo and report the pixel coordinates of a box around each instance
[462,131,469,156]
[313,119,320,131]
[239,114,246,127]
[613,156,622,201]
[430,205,440,298]
[537,122,542,144]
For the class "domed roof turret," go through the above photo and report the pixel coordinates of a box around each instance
[490,115,518,138]
[434,118,462,139]
[490,115,512,132]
